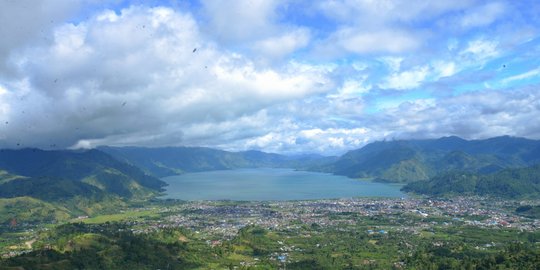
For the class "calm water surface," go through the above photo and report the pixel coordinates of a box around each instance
[161,168,406,201]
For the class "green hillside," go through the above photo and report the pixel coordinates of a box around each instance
[0,197,71,224]
[0,149,166,222]
[402,164,540,198]
[318,136,540,183]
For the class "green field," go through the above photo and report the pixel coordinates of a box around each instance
[75,209,160,224]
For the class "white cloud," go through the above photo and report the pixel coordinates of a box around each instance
[200,0,280,43]
[0,0,80,76]
[368,89,540,141]
[328,78,371,100]
[380,66,429,90]
[317,0,474,25]
[254,28,311,59]
[379,57,403,72]
[242,127,371,154]
[0,6,333,150]
[502,67,540,84]
[433,61,457,78]
[200,0,311,60]
[1,0,540,155]
[336,28,420,54]
[460,38,499,61]
[459,2,505,29]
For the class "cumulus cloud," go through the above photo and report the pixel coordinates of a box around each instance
[367,88,540,140]
[380,66,429,90]
[200,0,311,60]
[0,0,80,77]
[1,0,539,155]
[311,0,479,56]
[0,6,332,150]
[254,28,311,59]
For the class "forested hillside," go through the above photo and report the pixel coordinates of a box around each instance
[0,149,166,223]
[317,136,540,182]
[403,164,540,198]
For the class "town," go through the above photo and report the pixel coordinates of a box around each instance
[2,196,540,268]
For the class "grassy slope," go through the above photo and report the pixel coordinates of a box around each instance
[0,197,71,224]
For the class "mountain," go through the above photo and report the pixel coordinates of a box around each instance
[0,148,165,198]
[99,146,336,177]
[402,164,540,198]
[316,136,540,183]
[0,149,166,222]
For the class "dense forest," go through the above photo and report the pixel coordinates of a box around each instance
[403,164,540,198]
[2,222,539,270]
[317,136,540,182]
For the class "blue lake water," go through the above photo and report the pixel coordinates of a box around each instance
[161,168,406,201]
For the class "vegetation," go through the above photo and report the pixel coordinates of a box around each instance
[0,149,166,223]
[1,213,540,269]
[0,197,71,224]
[403,164,540,198]
[515,205,540,219]
[1,136,540,268]
[1,223,199,270]
[0,148,165,192]
[318,136,540,183]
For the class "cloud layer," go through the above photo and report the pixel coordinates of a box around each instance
[1,0,540,155]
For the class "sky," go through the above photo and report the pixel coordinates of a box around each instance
[1,0,540,155]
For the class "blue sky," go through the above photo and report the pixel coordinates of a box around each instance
[1,0,540,155]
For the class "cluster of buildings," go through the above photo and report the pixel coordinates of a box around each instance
[133,197,540,238]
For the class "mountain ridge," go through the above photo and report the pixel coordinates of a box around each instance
[313,136,540,182]
[0,148,166,223]
[98,146,337,177]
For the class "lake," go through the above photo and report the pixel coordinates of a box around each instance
[161,168,406,201]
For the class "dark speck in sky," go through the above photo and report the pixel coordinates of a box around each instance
[193,48,197,53]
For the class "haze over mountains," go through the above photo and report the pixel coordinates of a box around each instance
[1,135,540,224]
[100,136,540,184]
[98,146,336,177]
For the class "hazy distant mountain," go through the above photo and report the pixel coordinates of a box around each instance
[99,146,337,177]
[316,136,540,183]
[403,164,540,198]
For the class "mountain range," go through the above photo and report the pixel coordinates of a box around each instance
[98,146,336,177]
[2,135,540,223]
[317,136,540,182]
[402,164,540,198]
[0,149,166,223]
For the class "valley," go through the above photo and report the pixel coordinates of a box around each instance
[1,136,540,269]
[1,197,539,269]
